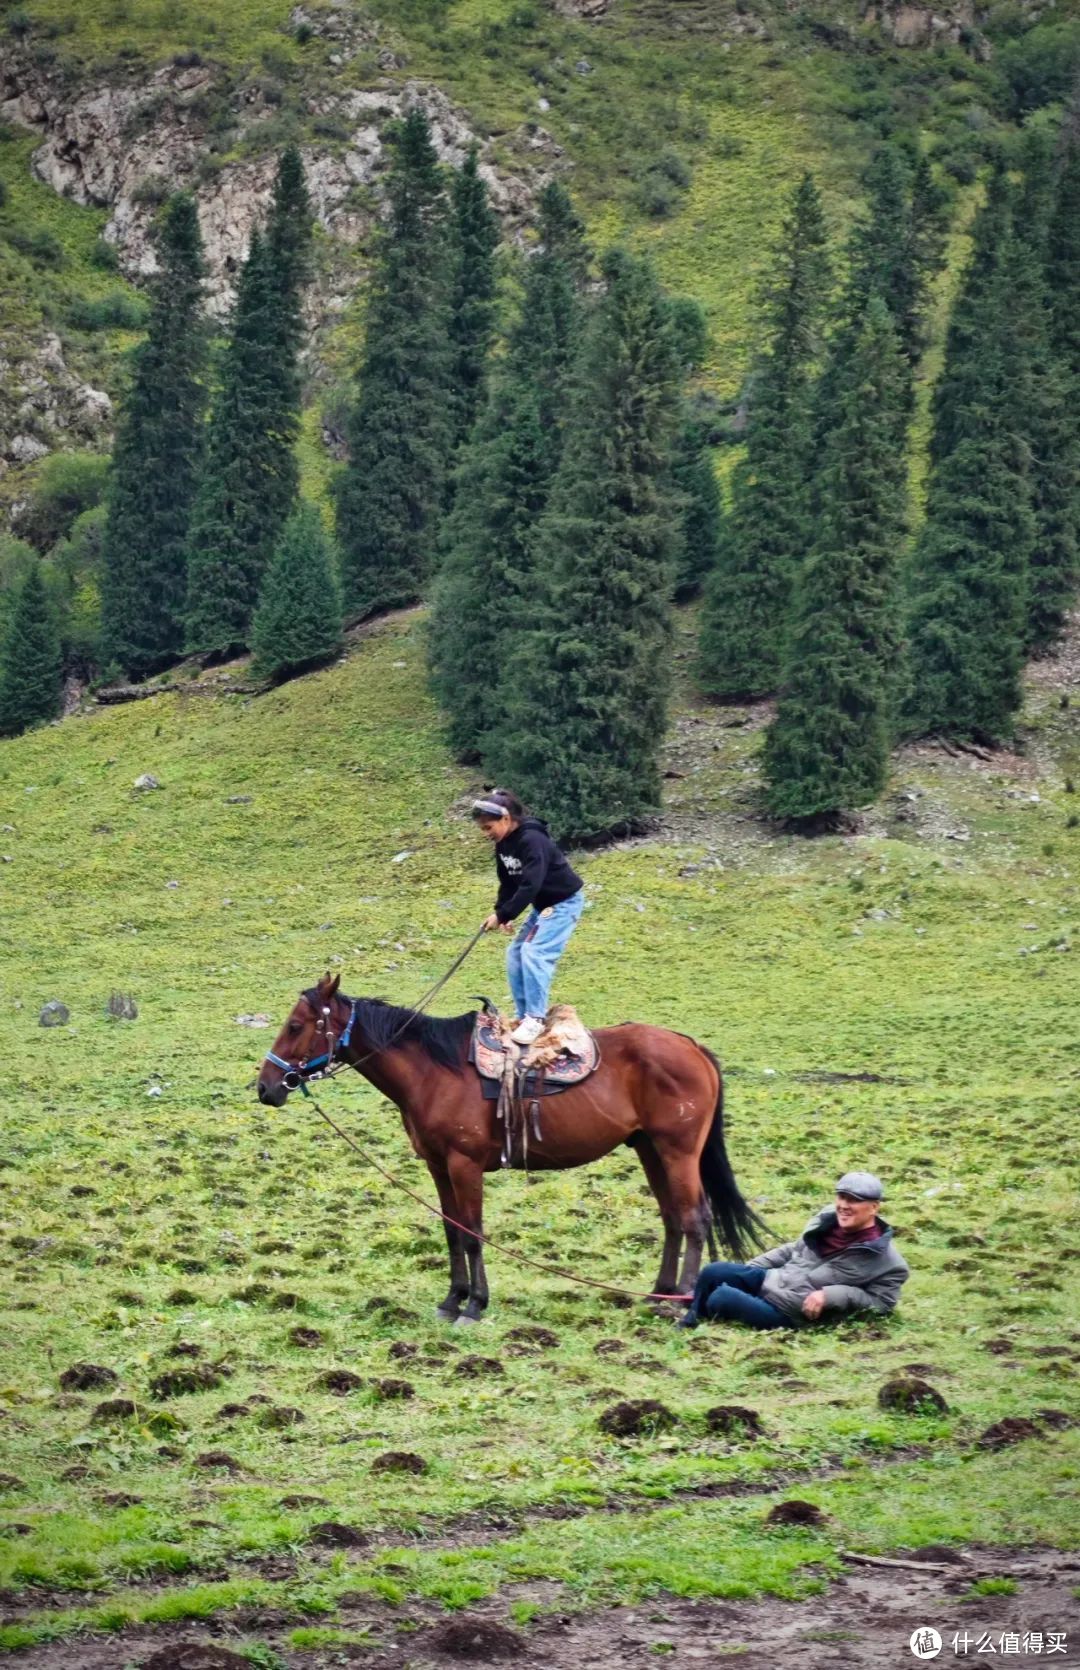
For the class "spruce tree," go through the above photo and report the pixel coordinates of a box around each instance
[1043,106,1080,624]
[0,566,62,737]
[490,250,679,842]
[1011,136,1078,650]
[905,173,1036,743]
[251,501,343,682]
[335,109,451,617]
[671,407,721,601]
[99,193,207,678]
[448,146,499,459]
[764,298,908,822]
[428,181,588,760]
[184,231,289,656]
[698,173,830,696]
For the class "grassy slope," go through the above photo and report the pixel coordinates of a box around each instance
[0,612,1078,1649]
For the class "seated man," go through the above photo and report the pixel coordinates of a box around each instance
[678,1171,908,1330]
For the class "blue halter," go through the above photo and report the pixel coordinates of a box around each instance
[266,994,358,1091]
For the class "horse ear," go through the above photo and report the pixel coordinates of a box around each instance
[327,972,341,998]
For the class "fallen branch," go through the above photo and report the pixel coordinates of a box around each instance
[839,1550,969,1574]
[95,683,155,705]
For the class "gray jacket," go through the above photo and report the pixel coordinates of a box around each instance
[748,1208,909,1322]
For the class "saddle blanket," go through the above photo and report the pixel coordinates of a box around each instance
[470,1003,600,1099]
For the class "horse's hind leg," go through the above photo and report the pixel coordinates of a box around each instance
[428,1161,469,1322]
[654,1144,712,1295]
[631,1136,682,1297]
[447,1149,489,1323]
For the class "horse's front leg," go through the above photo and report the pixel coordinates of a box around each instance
[447,1149,489,1323]
[428,1160,469,1323]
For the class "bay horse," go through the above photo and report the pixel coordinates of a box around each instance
[257,974,766,1322]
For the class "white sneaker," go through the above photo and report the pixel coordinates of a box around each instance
[510,1016,544,1046]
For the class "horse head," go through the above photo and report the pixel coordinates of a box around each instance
[257,972,343,1107]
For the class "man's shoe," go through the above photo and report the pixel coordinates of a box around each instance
[510,1015,545,1046]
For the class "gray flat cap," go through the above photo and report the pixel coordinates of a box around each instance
[836,1170,884,1200]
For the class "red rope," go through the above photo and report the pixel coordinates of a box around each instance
[309,1096,693,1304]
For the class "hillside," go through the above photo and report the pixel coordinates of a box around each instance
[0,608,1078,1662]
[3,0,1079,512]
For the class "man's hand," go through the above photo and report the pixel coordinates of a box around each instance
[801,1290,827,1320]
[482,912,501,932]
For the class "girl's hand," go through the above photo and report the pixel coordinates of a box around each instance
[482,912,501,932]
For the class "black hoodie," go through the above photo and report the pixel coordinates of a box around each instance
[494,818,584,924]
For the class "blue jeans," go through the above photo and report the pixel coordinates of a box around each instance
[507,891,585,1019]
[685,1260,793,1330]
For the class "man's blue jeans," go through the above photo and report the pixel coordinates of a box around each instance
[507,891,585,1019]
[685,1260,793,1330]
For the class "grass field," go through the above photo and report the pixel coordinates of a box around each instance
[0,611,1078,1661]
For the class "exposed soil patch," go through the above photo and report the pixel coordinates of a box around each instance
[58,1362,117,1391]
[256,1405,305,1429]
[150,1364,227,1398]
[193,1451,243,1473]
[307,1520,369,1548]
[312,1368,365,1395]
[140,1648,255,1669]
[978,1416,1045,1449]
[287,1325,323,1347]
[877,1376,948,1414]
[374,1376,416,1399]
[371,1450,428,1475]
[453,1356,504,1379]
[388,1340,418,1361]
[92,1396,137,1420]
[505,1325,560,1350]
[278,1493,327,1509]
[598,1399,677,1438]
[766,1498,826,1526]
[0,1474,24,1492]
[704,1404,765,1439]
[425,1615,525,1658]
[164,1341,204,1359]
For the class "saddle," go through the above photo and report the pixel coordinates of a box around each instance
[469,1002,601,1166]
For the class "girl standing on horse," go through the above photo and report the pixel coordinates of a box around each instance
[474,789,585,1045]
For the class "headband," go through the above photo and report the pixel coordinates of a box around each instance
[472,798,509,818]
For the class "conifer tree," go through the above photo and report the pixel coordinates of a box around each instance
[184,232,287,655]
[428,182,588,760]
[251,501,343,682]
[489,250,679,842]
[1010,136,1078,650]
[448,147,499,459]
[99,193,207,677]
[698,173,830,696]
[0,565,62,737]
[764,298,908,822]
[336,109,451,617]
[905,173,1035,742]
[671,407,721,601]
[1043,104,1080,619]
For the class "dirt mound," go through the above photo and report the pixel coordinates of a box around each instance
[598,1399,677,1438]
[373,1376,415,1399]
[877,1376,949,1414]
[704,1404,764,1438]
[425,1616,525,1659]
[978,1416,1045,1449]
[983,1337,1014,1355]
[388,1340,418,1360]
[766,1499,825,1527]
[215,1402,250,1420]
[453,1356,504,1379]
[278,1493,327,1509]
[287,1325,323,1347]
[59,1362,117,1391]
[100,1491,143,1508]
[257,1405,305,1429]
[165,1288,200,1306]
[371,1450,428,1475]
[506,1325,560,1349]
[140,1646,254,1669]
[92,1397,137,1421]
[593,1338,625,1356]
[1034,1408,1074,1429]
[364,1296,418,1324]
[150,1364,226,1398]
[165,1341,203,1359]
[194,1451,243,1473]
[0,1474,24,1492]
[313,1368,364,1395]
[909,1544,970,1564]
[308,1520,369,1548]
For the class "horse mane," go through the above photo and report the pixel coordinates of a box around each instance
[345,996,476,1072]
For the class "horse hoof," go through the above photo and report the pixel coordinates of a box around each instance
[436,1307,459,1324]
[454,1313,481,1326]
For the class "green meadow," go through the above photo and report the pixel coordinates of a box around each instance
[0,611,1078,1655]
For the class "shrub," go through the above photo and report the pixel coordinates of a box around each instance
[89,237,120,272]
[18,451,110,553]
[6,227,64,268]
[131,174,172,207]
[66,291,149,332]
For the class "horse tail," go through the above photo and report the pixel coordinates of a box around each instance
[696,1045,770,1259]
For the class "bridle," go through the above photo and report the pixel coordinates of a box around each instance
[264,988,357,1093]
